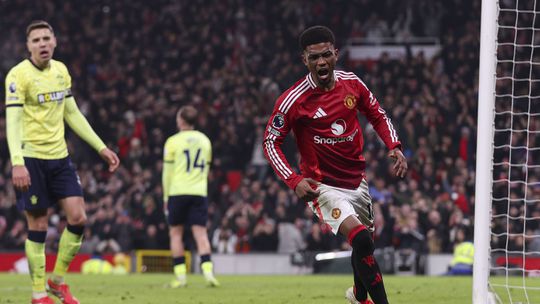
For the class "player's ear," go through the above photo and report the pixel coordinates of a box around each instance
[301,51,308,66]
[334,48,339,60]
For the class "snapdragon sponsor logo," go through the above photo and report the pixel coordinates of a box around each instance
[314,129,359,145]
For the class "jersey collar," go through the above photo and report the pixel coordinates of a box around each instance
[27,58,50,71]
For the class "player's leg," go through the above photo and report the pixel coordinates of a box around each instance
[167,196,189,287]
[190,196,219,286]
[169,224,188,287]
[48,157,84,304]
[53,196,86,282]
[348,254,369,304]
[340,216,386,304]
[25,209,54,303]
[17,158,55,303]
[312,184,385,304]
[47,196,85,304]
[192,225,219,286]
[343,179,388,304]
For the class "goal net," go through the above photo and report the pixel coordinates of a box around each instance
[474,0,540,303]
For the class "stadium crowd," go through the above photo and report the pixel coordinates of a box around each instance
[1,0,537,266]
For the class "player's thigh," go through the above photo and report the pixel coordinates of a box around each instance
[49,156,83,201]
[351,179,374,230]
[308,185,356,235]
[16,157,53,212]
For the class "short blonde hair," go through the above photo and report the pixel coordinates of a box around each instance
[177,105,198,126]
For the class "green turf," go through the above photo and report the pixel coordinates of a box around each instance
[0,273,536,303]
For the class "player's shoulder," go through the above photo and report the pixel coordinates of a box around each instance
[165,132,182,144]
[192,130,211,144]
[275,74,316,114]
[51,59,69,74]
[335,70,361,83]
[6,59,31,77]
[335,70,370,90]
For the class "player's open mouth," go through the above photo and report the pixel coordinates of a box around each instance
[40,50,49,57]
[317,68,330,80]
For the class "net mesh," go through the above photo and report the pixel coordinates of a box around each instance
[490,0,540,302]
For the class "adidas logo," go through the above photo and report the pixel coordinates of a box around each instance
[313,108,327,119]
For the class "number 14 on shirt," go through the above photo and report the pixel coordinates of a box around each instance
[183,148,205,172]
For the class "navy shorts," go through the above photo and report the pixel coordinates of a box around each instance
[167,195,208,226]
[16,156,83,211]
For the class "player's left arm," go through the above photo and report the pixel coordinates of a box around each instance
[64,99,119,171]
[356,80,407,178]
[62,66,119,172]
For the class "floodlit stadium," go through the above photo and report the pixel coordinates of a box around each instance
[0,0,539,303]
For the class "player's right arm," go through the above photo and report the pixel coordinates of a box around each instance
[262,106,319,201]
[262,94,319,202]
[5,68,31,192]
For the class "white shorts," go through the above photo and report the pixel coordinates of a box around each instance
[308,179,374,235]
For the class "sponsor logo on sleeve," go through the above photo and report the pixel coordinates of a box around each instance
[343,94,357,109]
[9,82,16,93]
[271,113,285,129]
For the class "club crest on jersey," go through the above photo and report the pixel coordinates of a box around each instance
[343,94,357,109]
[272,113,285,129]
[331,208,341,219]
[37,91,65,104]
[9,82,16,93]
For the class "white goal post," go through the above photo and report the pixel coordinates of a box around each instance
[473,0,498,303]
[474,0,540,303]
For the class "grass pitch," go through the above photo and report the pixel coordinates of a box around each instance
[1,273,536,303]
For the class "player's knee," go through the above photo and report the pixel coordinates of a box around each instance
[68,213,87,226]
[351,228,374,257]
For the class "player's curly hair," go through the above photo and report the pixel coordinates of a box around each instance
[26,20,54,37]
[177,105,198,126]
[299,25,335,50]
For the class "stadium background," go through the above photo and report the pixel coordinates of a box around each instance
[1,0,532,276]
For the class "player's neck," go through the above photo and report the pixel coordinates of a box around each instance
[29,57,50,70]
[313,75,336,91]
[179,126,195,131]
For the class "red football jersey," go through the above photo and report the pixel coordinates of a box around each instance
[263,70,401,190]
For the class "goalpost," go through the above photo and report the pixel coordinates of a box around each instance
[474,0,540,303]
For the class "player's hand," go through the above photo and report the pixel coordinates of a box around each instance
[389,148,408,178]
[295,178,320,202]
[163,200,169,217]
[99,148,120,172]
[12,165,31,192]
